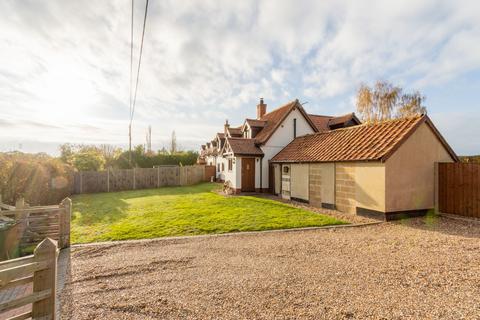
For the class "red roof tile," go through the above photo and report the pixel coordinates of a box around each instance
[226,137,264,156]
[246,119,267,128]
[254,100,318,144]
[308,113,361,132]
[271,115,457,163]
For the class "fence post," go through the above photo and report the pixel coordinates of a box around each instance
[107,167,110,193]
[59,198,71,248]
[133,168,136,190]
[157,166,160,188]
[434,162,439,214]
[32,238,58,319]
[15,198,25,209]
[80,171,83,194]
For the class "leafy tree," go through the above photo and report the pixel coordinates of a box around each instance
[59,143,74,163]
[356,81,427,122]
[71,151,105,171]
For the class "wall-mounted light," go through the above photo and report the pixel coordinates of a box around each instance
[256,158,259,162]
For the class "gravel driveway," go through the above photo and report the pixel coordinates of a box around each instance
[60,216,480,319]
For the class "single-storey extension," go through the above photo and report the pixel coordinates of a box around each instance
[270,114,458,220]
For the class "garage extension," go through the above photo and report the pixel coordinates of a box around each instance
[270,114,458,220]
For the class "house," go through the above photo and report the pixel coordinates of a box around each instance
[270,114,458,220]
[199,98,360,193]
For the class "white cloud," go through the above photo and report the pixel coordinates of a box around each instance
[0,0,479,154]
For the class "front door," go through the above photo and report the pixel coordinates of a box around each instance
[241,158,255,192]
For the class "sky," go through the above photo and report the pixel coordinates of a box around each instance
[0,0,479,156]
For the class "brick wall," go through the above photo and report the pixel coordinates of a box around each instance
[309,163,322,207]
[335,163,356,214]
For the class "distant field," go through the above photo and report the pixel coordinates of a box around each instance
[459,155,480,164]
[71,183,346,243]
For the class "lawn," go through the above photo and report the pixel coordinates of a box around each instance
[71,182,346,243]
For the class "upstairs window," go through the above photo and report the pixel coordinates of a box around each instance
[228,159,233,171]
[293,118,297,138]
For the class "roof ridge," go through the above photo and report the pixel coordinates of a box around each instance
[260,99,297,118]
[308,114,425,136]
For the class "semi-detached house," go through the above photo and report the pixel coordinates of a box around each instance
[199,98,360,192]
[199,98,457,220]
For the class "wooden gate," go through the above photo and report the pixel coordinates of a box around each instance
[204,165,216,182]
[438,162,480,218]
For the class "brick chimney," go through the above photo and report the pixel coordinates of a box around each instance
[224,119,230,135]
[256,98,267,119]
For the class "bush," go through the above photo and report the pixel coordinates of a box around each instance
[0,152,74,206]
[114,150,199,169]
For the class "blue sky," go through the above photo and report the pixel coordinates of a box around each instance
[0,0,479,155]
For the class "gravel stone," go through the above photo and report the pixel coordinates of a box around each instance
[61,216,480,319]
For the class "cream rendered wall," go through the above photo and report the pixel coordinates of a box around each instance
[260,108,315,189]
[385,122,455,212]
[223,156,242,189]
[217,156,227,181]
[255,157,261,189]
[355,163,385,212]
[335,163,386,214]
[274,164,281,194]
[235,157,242,189]
[320,163,335,205]
[291,164,309,201]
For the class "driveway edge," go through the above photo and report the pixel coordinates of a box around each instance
[72,221,384,247]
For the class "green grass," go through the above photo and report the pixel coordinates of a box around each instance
[71,183,347,243]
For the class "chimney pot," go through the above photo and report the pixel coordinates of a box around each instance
[257,98,267,119]
[224,119,230,135]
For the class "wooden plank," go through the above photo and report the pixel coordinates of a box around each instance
[475,164,480,218]
[0,289,51,313]
[0,207,61,215]
[0,255,34,270]
[0,203,16,210]
[32,238,57,319]
[467,164,473,216]
[438,163,444,212]
[0,262,48,287]
[447,163,454,213]
[0,275,33,291]
[6,311,33,320]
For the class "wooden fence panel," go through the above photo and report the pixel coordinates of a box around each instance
[81,171,108,194]
[109,169,134,192]
[438,162,480,218]
[73,165,207,194]
[134,168,157,190]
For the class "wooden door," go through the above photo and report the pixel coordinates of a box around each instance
[241,158,255,192]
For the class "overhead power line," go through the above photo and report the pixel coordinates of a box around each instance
[128,0,149,165]
[130,0,149,124]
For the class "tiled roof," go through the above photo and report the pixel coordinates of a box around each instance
[227,126,243,137]
[308,114,332,132]
[217,132,225,139]
[271,115,458,163]
[246,119,267,128]
[254,101,296,143]
[308,113,361,132]
[254,100,318,144]
[226,137,264,156]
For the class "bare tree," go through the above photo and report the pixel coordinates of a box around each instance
[356,81,426,122]
[396,91,427,118]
